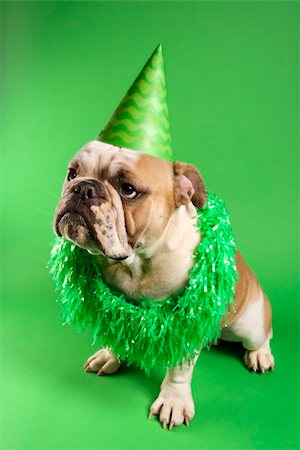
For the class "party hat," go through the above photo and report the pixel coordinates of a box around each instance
[98,44,173,161]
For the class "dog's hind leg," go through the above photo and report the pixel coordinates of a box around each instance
[222,290,275,373]
[243,331,274,373]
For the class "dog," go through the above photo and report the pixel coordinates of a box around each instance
[54,140,275,430]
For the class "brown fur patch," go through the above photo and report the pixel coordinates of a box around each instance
[173,162,207,208]
[119,154,175,248]
[224,251,262,326]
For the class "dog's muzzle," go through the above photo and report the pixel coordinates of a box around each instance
[55,178,109,236]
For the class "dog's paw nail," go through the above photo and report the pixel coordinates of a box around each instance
[162,419,167,430]
[148,411,154,420]
[169,421,175,431]
[184,417,190,427]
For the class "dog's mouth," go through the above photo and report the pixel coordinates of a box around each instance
[55,207,130,261]
[55,208,89,237]
[55,206,103,250]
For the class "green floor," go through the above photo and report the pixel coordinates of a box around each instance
[2,2,298,449]
[1,287,299,449]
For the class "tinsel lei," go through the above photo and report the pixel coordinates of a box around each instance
[49,192,238,373]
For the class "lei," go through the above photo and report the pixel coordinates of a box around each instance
[49,193,238,373]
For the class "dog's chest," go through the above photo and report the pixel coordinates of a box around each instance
[98,252,194,300]
[97,204,201,300]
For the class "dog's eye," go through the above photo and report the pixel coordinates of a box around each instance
[120,183,137,199]
[68,168,77,181]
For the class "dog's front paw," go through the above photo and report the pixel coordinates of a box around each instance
[149,380,195,430]
[84,348,121,375]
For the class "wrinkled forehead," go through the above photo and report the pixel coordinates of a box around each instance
[70,140,140,178]
[69,140,174,189]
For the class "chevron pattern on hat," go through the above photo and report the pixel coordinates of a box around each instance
[98,44,173,161]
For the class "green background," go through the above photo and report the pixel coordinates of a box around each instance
[1,2,299,449]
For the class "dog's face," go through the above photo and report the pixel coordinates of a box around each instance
[54,141,207,260]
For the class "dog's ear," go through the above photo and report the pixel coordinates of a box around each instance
[173,161,207,208]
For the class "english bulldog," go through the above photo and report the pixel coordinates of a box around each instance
[54,140,275,430]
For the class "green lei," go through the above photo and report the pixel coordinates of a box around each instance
[49,193,238,373]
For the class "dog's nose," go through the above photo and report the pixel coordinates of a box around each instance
[72,179,103,201]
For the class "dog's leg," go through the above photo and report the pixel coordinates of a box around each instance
[84,348,121,375]
[149,353,199,430]
[223,290,275,372]
[241,291,275,373]
[243,331,274,373]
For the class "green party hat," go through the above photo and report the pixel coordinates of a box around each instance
[98,44,173,161]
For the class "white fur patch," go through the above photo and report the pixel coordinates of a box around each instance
[221,290,266,350]
[77,140,140,178]
[149,354,199,428]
